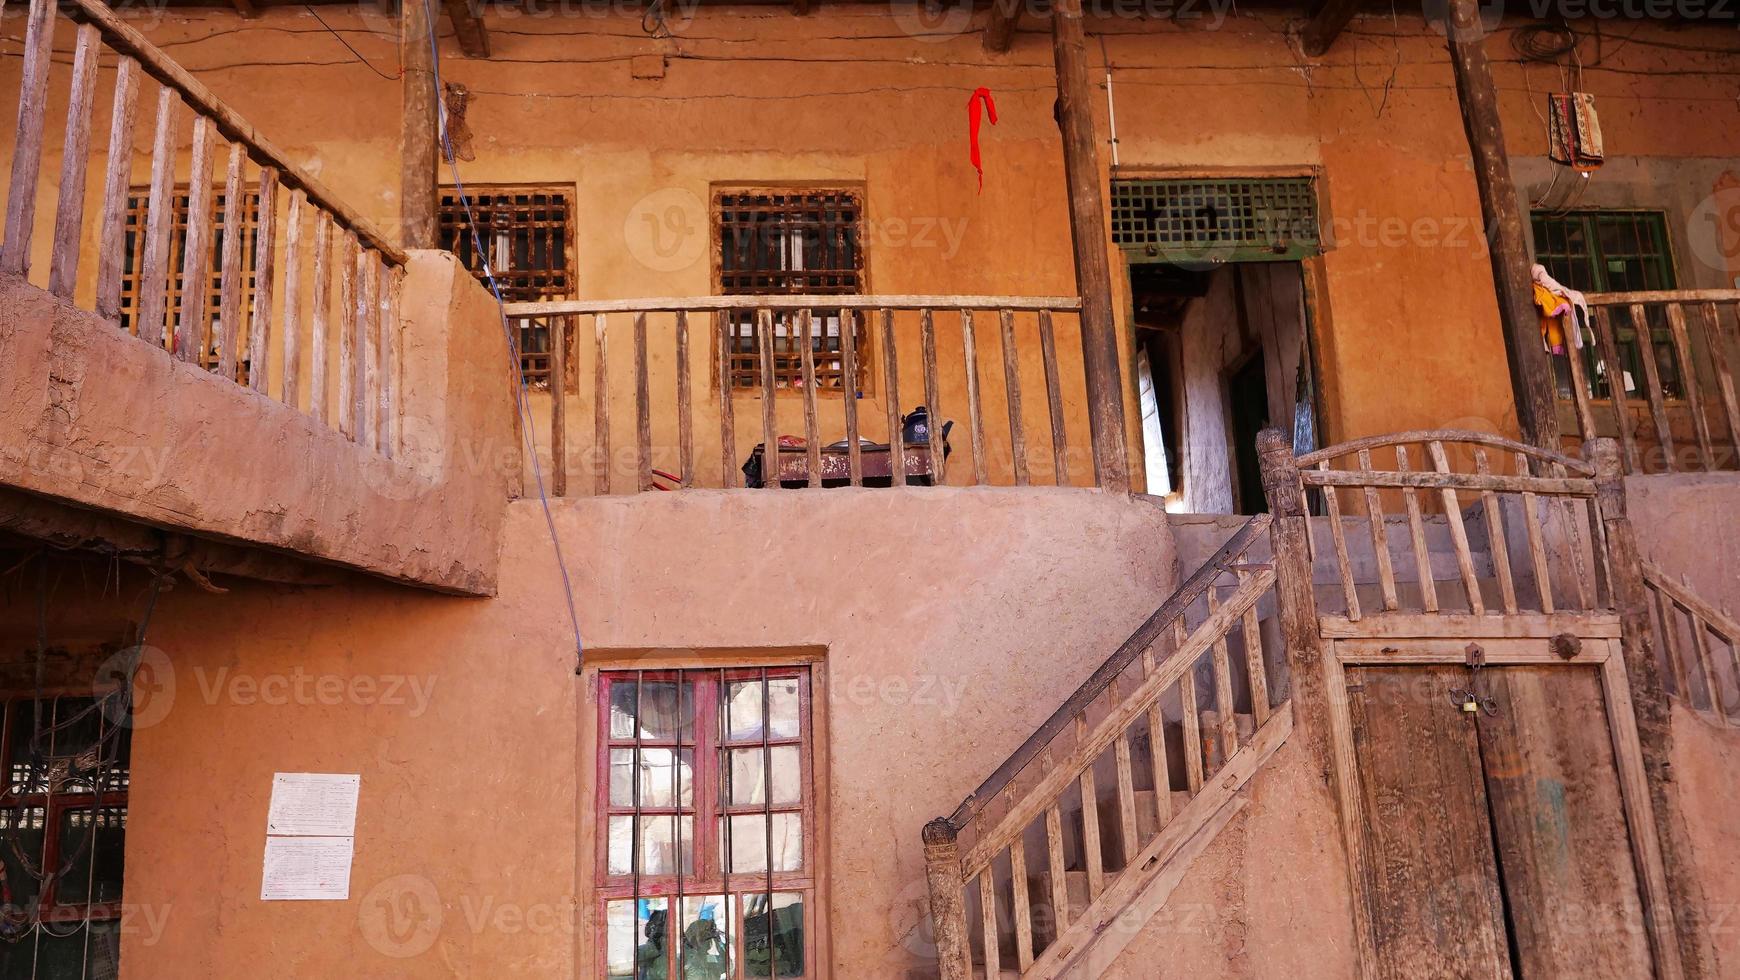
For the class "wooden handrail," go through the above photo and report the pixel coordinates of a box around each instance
[502,294,1083,317]
[945,513,1273,830]
[1584,288,1740,305]
[1295,428,1595,476]
[61,0,408,265]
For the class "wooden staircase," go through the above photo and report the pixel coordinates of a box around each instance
[922,515,1295,979]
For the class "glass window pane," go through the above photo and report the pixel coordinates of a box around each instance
[611,748,696,809]
[721,812,803,874]
[723,747,801,807]
[57,807,128,905]
[611,680,695,743]
[743,892,805,978]
[606,897,669,980]
[676,895,734,980]
[608,815,695,877]
[725,679,799,742]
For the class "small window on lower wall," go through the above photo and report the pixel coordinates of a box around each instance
[0,695,131,980]
[597,667,815,979]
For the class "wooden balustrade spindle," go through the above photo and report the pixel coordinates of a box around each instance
[799,310,821,488]
[635,311,652,491]
[1664,302,1714,470]
[1630,302,1675,470]
[1355,449,1399,611]
[1179,670,1204,793]
[676,310,693,487]
[48,23,103,299]
[1,0,57,277]
[1394,445,1439,613]
[549,317,567,495]
[920,309,944,485]
[1699,302,1740,463]
[1009,840,1034,972]
[335,230,358,437]
[308,213,332,425]
[381,265,401,457]
[1592,306,1640,471]
[374,254,392,454]
[1237,569,1270,726]
[1516,451,1554,614]
[1206,585,1239,762]
[94,57,142,321]
[840,308,863,486]
[1564,325,1599,446]
[1685,575,1726,718]
[962,310,989,485]
[1654,587,1692,702]
[248,167,280,393]
[758,308,779,490]
[1471,447,1519,614]
[881,309,906,487]
[217,145,249,379]
[1427,440,1486,615]
[716,313,736,489]
[999,309,1029,486]
[1147,693,1172,826]
[1317,469,1362,620]
[1044,802,1069,936]
[135,88,180,348]
[978,866,1000,980]
[1110,678,1139,864]
[173,117,217,362]
[1076,712,1104,899]
[596,312,612,495]
[1039,309,1069,485]
[279,190,305,406]
[353,247,375,443]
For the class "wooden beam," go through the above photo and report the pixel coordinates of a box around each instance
[230,0,259,17]
[1443,0,1560,452]
[441,0,490,58]
[1301,0,1359,56]
[1051,0,1130,492]
[983,0,1020,53]
[401,0,439,249]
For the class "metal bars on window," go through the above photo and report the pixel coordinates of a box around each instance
[437,186,572,384]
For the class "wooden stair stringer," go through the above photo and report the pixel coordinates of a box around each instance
[1024,701,1295,980]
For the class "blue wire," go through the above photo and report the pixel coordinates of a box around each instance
[419,0,587,670]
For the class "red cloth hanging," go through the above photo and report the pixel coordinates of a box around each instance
[967,87,998,193]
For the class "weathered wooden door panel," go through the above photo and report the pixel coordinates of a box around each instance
[1476,667,1653,979]
[1348,666,1514,980]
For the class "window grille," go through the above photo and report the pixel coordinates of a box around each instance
[438,186,573,385]
[120,189,260,370]
[1111,178,1320,264]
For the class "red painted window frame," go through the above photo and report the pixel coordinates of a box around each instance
[595,666,817,979]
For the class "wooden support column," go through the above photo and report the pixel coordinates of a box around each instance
[1444,0,1559,452]
[921,818,972,980]
[1051,0,1130,492]
[984,0,1020,53]
[1589,437,1711,979]
[401,0,439,250]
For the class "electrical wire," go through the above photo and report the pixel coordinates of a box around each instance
[417,0,587,672]
[303,4,401,81]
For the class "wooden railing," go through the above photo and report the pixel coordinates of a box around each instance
[1290,430,1613,631]
[922,514,1287,979]
[1554,290,1740,474]
[500,295,1120,494]
[1644,560,1740,727]
[2,0,406,453]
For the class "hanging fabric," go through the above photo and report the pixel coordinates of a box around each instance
[967,87,998,193]
[1547,92,1604,172]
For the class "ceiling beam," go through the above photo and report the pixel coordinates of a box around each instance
[442,0,491,58]
[983,0,1019,53]
[230,0,259,17]
[1301,0,1359,55]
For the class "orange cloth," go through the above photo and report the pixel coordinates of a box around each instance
[1534,283,1570,353]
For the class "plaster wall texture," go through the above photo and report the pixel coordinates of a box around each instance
[0,251,516,593]
[3,8,1740,491]
[104,488,1213,978]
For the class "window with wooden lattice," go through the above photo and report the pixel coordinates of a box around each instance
[715,189,866,393]
[120,189,259,372]
[438,186,573,386]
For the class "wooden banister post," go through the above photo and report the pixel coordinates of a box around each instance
[922,818,972,980]
[1256,429,1330,766]
[400,0,438,250]
[1052,0,1131,493]
[1588,437,1709,978]
[1444,0,1560,452]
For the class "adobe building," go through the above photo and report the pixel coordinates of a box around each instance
[0,0,1739,975]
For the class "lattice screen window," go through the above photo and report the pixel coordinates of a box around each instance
[1110,178,1320,264]
[120,189,259,369]
[716,190,866,392]
[438,186,573,385]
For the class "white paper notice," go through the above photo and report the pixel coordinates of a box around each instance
[261,837,355,901]
[266,773,360,837]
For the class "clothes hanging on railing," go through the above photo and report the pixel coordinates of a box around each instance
[1532,263,1590,354]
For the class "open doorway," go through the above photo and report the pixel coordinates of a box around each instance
[1131,261,1320,514]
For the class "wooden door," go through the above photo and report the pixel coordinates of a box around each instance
[1348,665,1654,980]
[1349,665,1514,980]
[1475,668,1653,978]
